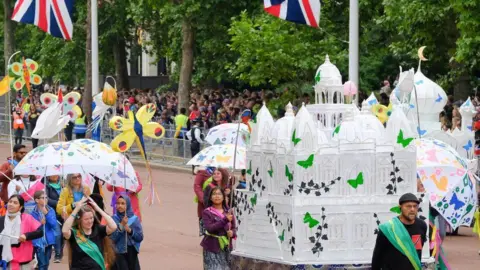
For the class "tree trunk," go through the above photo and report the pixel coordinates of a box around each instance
[113,37,130,91]
[177,19,194,111]
[3,0,15,73]
[83,0,93,121]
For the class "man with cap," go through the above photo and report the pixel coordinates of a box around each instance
[186,119,204,175]
[372,193,427,270]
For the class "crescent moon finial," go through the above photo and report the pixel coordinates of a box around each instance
[418,46,428,61]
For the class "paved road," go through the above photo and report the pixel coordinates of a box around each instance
[0,143,477,269]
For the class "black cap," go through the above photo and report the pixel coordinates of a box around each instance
[399,193,420,205]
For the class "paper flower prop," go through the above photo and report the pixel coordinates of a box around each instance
[343,81,358,96]
[371,103,392,124]
[8,58,42,99]
[40,91,81,121]
[110,103,165,157]
[101,81,117,106]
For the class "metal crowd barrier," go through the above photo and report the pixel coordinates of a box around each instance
[0,113,210,167]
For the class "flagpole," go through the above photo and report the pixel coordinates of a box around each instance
[91,0,99,96]
[348,0,359,105]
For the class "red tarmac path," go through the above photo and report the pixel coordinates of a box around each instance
[0,143,477,269]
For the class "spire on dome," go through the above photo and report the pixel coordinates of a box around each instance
[285,102,294,116]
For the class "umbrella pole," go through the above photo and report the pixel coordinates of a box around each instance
[229,122,241,208]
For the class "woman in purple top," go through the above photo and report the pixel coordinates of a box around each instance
[200,187,236,270]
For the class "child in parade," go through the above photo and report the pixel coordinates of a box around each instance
[106,171,143,221]
[110,195,143,270]
[62,197,117,270]
[203,168,232,208]
[0,195,43,269]
[7,175,44,214]
[201,187,236,270]
[30,191,57,270]
[43,175,64,263]
[0,144,28,204]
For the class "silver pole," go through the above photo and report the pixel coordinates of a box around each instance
[348,0,359,105]
[91,0,99,96]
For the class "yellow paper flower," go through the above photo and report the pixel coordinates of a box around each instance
[109,103,165,155]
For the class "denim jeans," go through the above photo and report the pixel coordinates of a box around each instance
[54,222,63,256]
[35,245,53,270]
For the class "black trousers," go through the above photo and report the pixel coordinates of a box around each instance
[191,142,200,173]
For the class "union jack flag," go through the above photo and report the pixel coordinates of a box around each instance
[264,0,321,28]
[11,0,75,40]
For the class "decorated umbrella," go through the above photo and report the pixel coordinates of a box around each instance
[205,123,250,147]
[187,144,247,170]
[416,138,477,229]
[72,139,139,191]
[14,140,139,191]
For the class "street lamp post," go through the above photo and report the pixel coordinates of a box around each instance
[349,0,359,105]
[91,0,99,96]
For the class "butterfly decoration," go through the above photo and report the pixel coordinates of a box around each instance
[449,193,466,211]
[8,58,42,101]
[467,125,472,131]
[417,126,427,136]
[315,70,321,83]
[397,129,414,148]
[371,103,392,124]
[250,193,257,207]
[390,206,401,214]
[415,80,424,85]
[435,94,443,103]
[278,229,285,242]
[41,91,81,120]
[430,174,448,192]
[52,142,71,151]
[246,161,252,175]
[110,103,165,205]
[463,140,472,152]
[303,212,320,228]
[197,154,207,162]
[292,129,301,146]
[285,165,293,182]
[216,155,231,163]
[297,154,314,169]
[409,104,415,109]
[268,161,273,178]
[332,125,341,136]
[347,172,364,189]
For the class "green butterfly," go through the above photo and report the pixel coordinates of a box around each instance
[285,165,293,182]
[278,229,285,242]
[315,71,321,83]
[297,154,314,169]
[292,129,301,146]
[333,125,341,136]
[347,172,364,189]
[250,194,257,207]
[268,161,273,178]
[397,129,414,148]
[247,160,252,175]
[303,212,319,228]
[390,206,401,214]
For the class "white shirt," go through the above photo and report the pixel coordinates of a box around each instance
[8,178,33,199]
[186,126,204,143]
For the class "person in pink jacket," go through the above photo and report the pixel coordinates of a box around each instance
[107,171,143,222]
[193,167,215,236]
[0,195,42,270]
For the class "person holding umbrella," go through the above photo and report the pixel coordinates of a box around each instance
[56,174,91,221]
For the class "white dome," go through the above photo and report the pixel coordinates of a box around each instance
[331,105,385,143]
[251,103,275,145]
[365,92,378,106]
[386,105,416,146]
[270,103,295,150]
[293,104,318,151]
[315,55,342,87]
[459,97,476,117]
[410,70,447,121]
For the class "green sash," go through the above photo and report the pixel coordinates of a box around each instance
[205,230,229,250]
[72,229,106,270]
[379,217,422,270]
